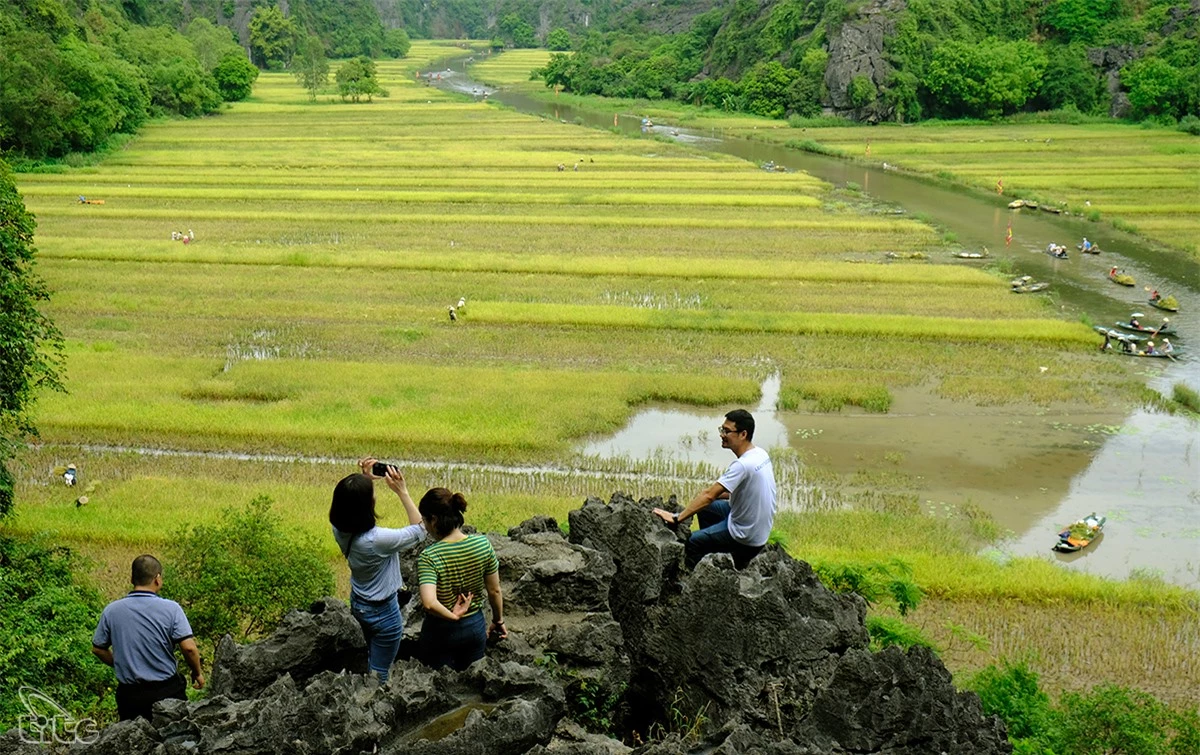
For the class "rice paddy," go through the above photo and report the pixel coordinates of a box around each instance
[7,43,1190,703]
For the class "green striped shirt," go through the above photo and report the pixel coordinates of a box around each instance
[417,534,499,616]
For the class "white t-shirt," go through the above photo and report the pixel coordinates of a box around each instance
[716,446,777,547]
[331,524,425,601]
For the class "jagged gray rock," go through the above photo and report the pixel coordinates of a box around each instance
[208,597,367,701]
[824,0,907,120]
[12,497,1010,754]
[1087,44,1148,118]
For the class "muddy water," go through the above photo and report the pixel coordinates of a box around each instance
[430,66,1200,587]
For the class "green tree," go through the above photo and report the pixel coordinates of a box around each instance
[546,27,572,51]
[1122,58,1181,120]
[249,5,297,69]
[293,34,329,101]
[212,51,258,101]
[498,13,536,49]
[382,27,411,58]
[925,38,1046,118]
[0,535,113,728]
[335,55,385,103]
[1035,43,1099,112]
[1041,0,1122,44]
[741,61,796,118]
[183,17,242,72]
[0,162,64,517]
[165,496,335,640]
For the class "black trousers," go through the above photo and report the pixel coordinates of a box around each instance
[116,673,186,721]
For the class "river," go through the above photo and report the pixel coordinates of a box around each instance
[425,63,1200,588]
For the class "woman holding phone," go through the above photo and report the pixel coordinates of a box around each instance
[329,459,466,682]
[416,488,507,670]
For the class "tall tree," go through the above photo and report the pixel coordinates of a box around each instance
[293,35,329,102]
[249,6,297,69]
[0,161,64,517]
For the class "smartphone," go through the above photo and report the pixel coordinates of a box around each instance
[371,461,392,477]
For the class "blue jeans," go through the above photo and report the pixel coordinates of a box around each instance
[351,594,403,682]
[685,500,764,570]
[420,611,487,671]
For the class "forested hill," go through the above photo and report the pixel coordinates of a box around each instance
[535,0,1200,125]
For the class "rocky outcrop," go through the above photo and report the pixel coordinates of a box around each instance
[6,494,1010,754]
[824,0,907,121]
[1087,44,1148,118]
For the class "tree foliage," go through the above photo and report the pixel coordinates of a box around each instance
[546,27,572,51]
[0,163,64,516]
[382,28,411,58]
[212,51,258,102]
[248,5,297,69]
[293,34,329,101]
[0,535,113,729]
[335,56,386,103]
[165,496,335,641]
[925,38,1046,118]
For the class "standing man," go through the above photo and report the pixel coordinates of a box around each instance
[653,409,777,569]
[92,555,204,721]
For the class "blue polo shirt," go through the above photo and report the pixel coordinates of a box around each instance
[92,591,193,684]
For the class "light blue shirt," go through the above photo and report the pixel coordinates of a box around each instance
[717,446,777,547]
[92,592,193,684]
[332,524,425,602]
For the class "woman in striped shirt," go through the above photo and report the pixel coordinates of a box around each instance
[417,488,506,670]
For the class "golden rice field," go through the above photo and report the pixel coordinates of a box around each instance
[9,43,1192,702]
[469,49,552,86]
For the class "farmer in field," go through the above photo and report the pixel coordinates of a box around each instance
[652,409,776,569]
[92,555,204,721]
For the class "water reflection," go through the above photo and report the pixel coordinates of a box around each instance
[580,374,788,470]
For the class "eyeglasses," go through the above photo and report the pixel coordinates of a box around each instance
[718,426,739,436]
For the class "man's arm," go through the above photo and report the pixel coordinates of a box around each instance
[653,482,728,524]
[178,638,205,689]
[91,646,114,666]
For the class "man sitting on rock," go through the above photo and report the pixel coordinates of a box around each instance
[653,409,777,569]
[92,555,205,720]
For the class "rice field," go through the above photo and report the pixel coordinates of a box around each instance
[8,44,1190,702]
[469,49,552,86]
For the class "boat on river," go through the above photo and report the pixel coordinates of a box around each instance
[1116,347,1179,358]
[1109,271,1136,286]
[1012,281,1049,293]
[1054,513,1106,553]
[1149,298,1180,312]
[955,250,989,259]
[1094,326,1146,342]
[1115,321,1176,336]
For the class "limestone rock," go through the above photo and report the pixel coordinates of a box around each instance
[208,597,367,701]
[824,0,907,120]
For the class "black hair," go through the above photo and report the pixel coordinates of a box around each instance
[725,409,755,441]
[329,473,378,535]
[418,487,468,539]
[131,554,162,587]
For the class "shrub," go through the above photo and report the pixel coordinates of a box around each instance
[966,657,1055,743]
[165,495,334,640]
[1178,115,1200,136]
[814,558,923,615]
[865,615,936,651]
[0,535,113,729]
[1173,383,1200,414]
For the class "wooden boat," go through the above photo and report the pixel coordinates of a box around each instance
[1115,321,1176,336]
[1046,248,1068,259]
[1012,282,1049,293]
[1109,272,1136,287]
[1094,326,1146,342]
[955,251,989,259]
[1053,513,1106,553]
[1010,275,1032,287]
[1007,199,1026,209]
[1149,298,1179,312]
[1039,205,1063,214]
[1078,245,1100,254]
[1116,348,1179,358]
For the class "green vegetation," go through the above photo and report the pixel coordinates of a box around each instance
[0,163,63,517]
[0,534,113,729]
[529,0,1199,125]
[968,658,1200,754]
[165,496,334,641]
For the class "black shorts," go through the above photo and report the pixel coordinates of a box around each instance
[116,673,186,721]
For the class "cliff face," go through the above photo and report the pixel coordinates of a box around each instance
[1,495,1011,754]
[823,0,906,121]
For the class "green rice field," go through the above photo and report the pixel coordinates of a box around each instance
[8,42,1193,703]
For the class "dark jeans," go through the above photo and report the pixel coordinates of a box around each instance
[116,673,186,721]
[351,593,404,682]
[685,500,764,570]
[420,611,487,671]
